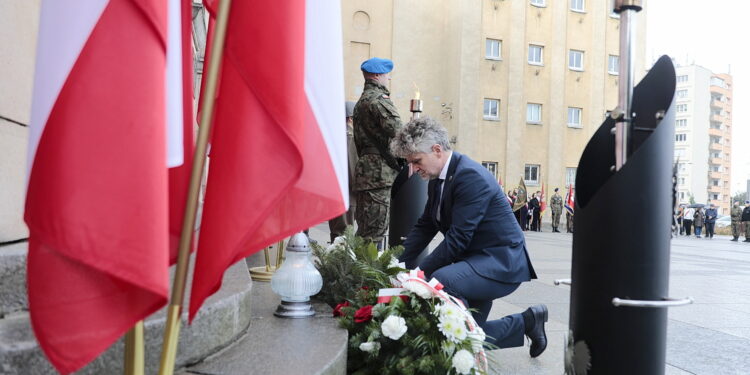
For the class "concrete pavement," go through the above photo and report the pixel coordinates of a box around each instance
[306,224,750,374]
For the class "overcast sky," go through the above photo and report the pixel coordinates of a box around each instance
[646,0,749,194]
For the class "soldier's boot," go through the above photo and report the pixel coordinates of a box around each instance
[744,239,750,243]
[731,236,738,241]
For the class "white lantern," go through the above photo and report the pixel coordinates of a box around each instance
[270,232,323,318]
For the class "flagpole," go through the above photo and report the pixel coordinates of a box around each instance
[158,0,233,373]
[123,321,144,375]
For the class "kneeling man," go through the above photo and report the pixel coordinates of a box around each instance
[392,117,548,357]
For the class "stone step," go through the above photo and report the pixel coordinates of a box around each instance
[0,254,253,374]
[180,281,347,375]
[0,242,28,317]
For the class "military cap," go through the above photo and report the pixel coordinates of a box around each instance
[360,57,394,74]
[746,200,749,204]
[554,188,559,192]
[345,101,355,117]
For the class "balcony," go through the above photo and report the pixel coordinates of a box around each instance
[709,171,722,179]
[710,114,724,123]
[709,185,722,194]
[710,157,723,166]
[711,99,723,108]
[710,142,723,151]
[708,128,722,137]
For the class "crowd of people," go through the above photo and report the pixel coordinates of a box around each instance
[506,188,573,233]
[675,201,750,242]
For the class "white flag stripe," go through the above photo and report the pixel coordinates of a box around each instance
[304,0,348,207]
[28,0,109,177]
[166,0,184,168]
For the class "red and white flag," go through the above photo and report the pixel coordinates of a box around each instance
[25,0,192,372]
[565,184,575,214]
[189,0,347,319]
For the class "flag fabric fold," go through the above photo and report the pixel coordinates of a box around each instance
[188,0,347,319]
[25,0,191,372]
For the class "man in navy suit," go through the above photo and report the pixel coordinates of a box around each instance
[391,117,548,357]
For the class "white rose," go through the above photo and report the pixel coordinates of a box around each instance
[452,349,475,375]
[402,280,434,299]
[359,341,379,352]
[381,315,408,340]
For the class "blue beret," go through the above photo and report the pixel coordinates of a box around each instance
[360,57,393,74]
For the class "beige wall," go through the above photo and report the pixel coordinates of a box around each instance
[0,1,39,242]
[341,0,648,193]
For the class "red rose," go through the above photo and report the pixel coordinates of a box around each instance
[360,286,370,290]
[333,301,350,317]
[354,305,374,323]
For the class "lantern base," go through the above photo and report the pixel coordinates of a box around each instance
[273,301,315,318]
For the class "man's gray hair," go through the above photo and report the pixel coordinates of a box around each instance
[390,117,452,158]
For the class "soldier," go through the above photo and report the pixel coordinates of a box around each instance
[328,101,358,242]
[352,57,403,247]
[730,201,742,241]
[743,201,750,243]
[550,188,563,233]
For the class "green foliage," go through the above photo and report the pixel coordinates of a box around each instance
[312,226,404,308]
[732,191,747,204]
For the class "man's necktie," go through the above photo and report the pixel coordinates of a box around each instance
[433,178,444,221]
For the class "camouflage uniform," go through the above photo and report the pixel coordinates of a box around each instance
[550,193,563,232]
[730,204,742,240]
[353,79,402,244]
[743,205,750,242]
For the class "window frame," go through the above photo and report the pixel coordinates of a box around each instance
[567,107,583,128]
[528,44,544,66]
[526,103,543,124]
[568,49,584,71]
[570,0,585,12]
[485,38,502,60]
[530,0,546,7]
[607,55,619,75]
[481,161,498,178]
[524,164,541,186]
[483,98,500,121]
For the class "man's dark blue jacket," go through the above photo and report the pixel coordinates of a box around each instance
[399,152,537,282]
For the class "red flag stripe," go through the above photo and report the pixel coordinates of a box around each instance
[25,0,169,372]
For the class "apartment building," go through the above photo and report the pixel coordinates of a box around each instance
[674,65,733,214]
[341,0,647,191]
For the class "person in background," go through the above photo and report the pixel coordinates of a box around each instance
[676,204,685,235]
[550,188,563,233]
[693,207,705,238]
[529,193,540,231]
[730,201,742,241]
[704,203,717,239]
[742,201,750,242]
[328,101,359,242]
[682,206,695,236]
[352,57,403,248]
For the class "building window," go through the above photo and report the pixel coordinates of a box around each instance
[483,99,500,120]
[531,0,546,6]
[525,164,540,185]
[710,77,726,88]
[676,75,688,83]
[712,194,720,200]
[567,107,582,128]
[566,167,577,187]
[527,103,542,124]
[481,162,498,178]
[680,177,686,185]
[485,39,502,60]
[676,104,688,112]
[676,119,687,127]
[608,55,619,75]
[528,44,544,65]
[568,50,584,71]
[676,89,688,99]
[570,0,585,12]
[675,133,687,142]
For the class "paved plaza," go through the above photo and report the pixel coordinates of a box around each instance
[307,225,750,374]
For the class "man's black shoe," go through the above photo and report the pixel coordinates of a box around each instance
[525,304,548,358]
[731,237,738,241]
[744,239,750,243]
